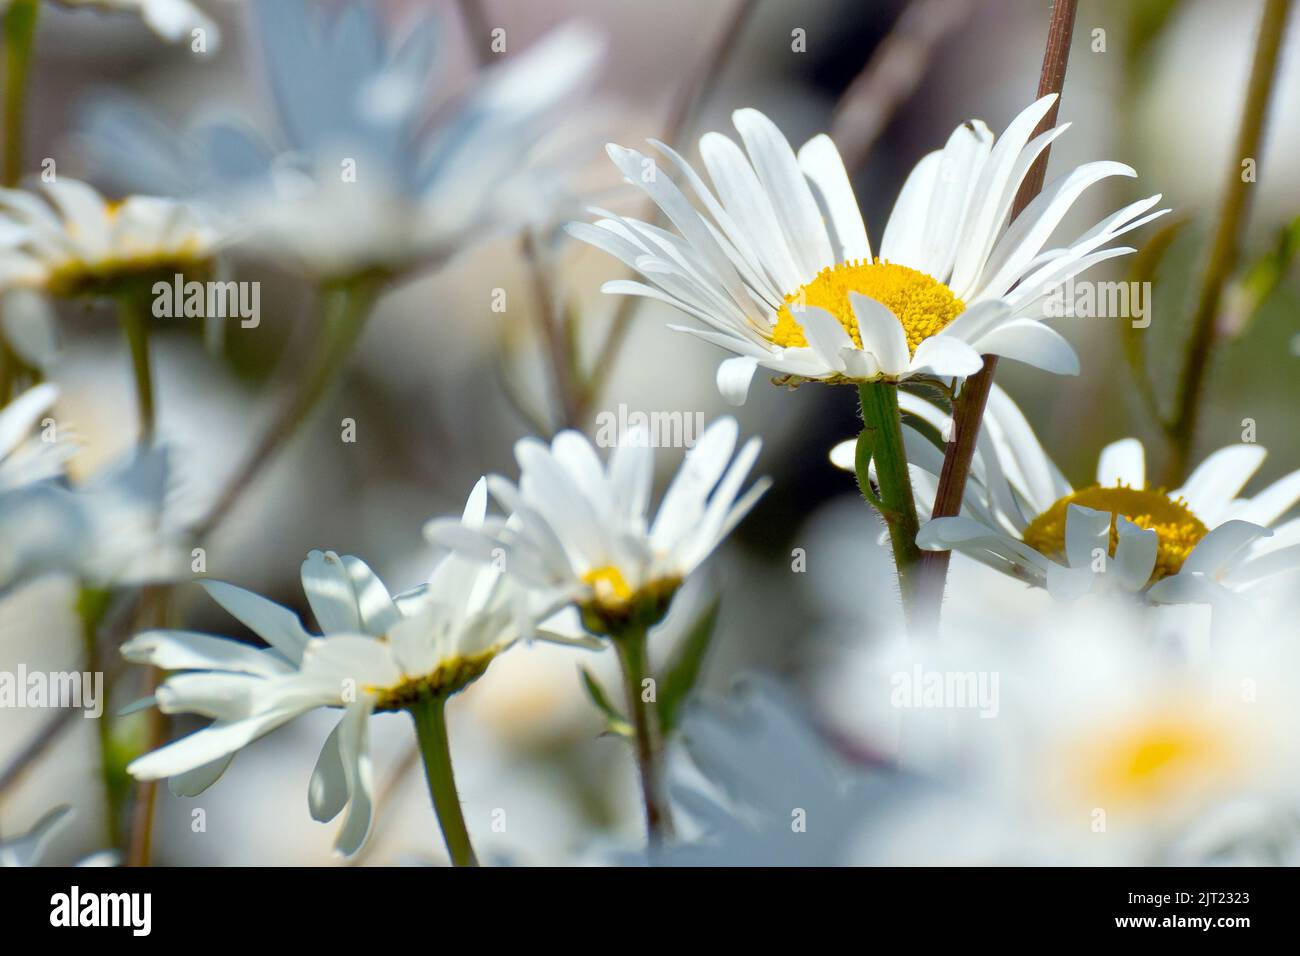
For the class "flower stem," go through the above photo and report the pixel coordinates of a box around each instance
[613,624,674,843]
[117,289,156,444]
[195,278,380,538]
[857,381,927,630]
[1161,0,1291,485]
[2,0,38,188]
[409,694,478,867]
[918,0,1078,618]
[76,586,119,849]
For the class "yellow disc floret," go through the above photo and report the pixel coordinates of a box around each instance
[771,259,965,355]
[1021,484,1208,583]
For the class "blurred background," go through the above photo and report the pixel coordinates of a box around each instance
[2,0,1297,864]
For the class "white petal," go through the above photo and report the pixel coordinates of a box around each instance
[849,292,909,375]
[973,318,1079,374]
[301,550,363,635]
[1096,438,1145,489]
[201,580,312,663]
[796,133,870,263]
[715,355,759,406]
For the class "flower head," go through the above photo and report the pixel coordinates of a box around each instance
[426,418,769,637]
[831,385,1300,604]
[573,96,1165,404]
[123,480,547,856]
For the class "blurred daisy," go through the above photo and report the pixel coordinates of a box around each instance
[425,419,769,637]
[0,382,70,491]
[76,0,603,283]
[573,95,1165,404]
[123,481,555,857]
[0,805,117,867]
[832,385,1300,604]
[849,607,1300,864]
[48,0,222,45]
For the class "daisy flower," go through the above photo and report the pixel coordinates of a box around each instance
[122,481,550,858]
[76,1,603,284]
[0,178,216,298]
[571,95,1165,404]
[425,418,769,638]
[830,385,1300,604]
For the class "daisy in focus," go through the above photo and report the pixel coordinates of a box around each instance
[123,481,555,859]
[830,385,1300,605]
[572,95,1165,404]
[425,418,769,638]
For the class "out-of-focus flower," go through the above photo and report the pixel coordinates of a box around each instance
[0,383,70,491]
[844,384,1300,605]
[573,95,1165,404]
[0,178,217,365]
[0,805,117,866]
[648,677,892,866]
[848,602,1300,865]
[38,0,221,46]
[426,419,769,638]
[123,481,565,856]
[77,0,603,284]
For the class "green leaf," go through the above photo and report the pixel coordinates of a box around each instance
[656,597,722,734]
[1223,215,1300,341]
[578,667,632,738]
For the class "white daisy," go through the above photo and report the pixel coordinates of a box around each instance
[571,95,1166,404]
[0,382,70,492]
[830,385,1300,604]
[425,418,769,637]
[122,481,546,856]
[0,178,216,297]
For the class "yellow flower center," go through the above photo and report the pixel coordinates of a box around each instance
[771,259,965,355]
[1076,712,1236,810]
[1021,484,1208,583]
[583,565,634,607]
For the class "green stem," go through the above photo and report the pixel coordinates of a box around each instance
[613,625,673,843]
[2,0,37,188]
[76,587,118,849]
[857,382,927,631]
[1162,0,1291,485]
[195,278,380,538]
[117,291,155,444]
[409,694,478,867]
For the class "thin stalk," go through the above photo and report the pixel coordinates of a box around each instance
[124,584,168,867]
[1162,0,1291,485]
[117,291,156,444]
[77,587,119,849]
[613,625,673,843]
[919,0,1078,616]
[409,695,478,867]
[858,382,927,630]
[195,279,380,538]
[2,0,38,187]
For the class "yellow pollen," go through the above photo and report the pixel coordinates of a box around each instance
[1021,484,1208,583]
[771,259,965,355]
[583,565,634,607]
[1080,714,1235,808]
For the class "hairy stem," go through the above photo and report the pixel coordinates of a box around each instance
[614,625,673,844]
[1162,0,1291,484]
[410,694,478,867]
[117,290,156,445]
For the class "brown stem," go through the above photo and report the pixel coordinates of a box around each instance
[1161,0,1291,485]
[918,0,1078,613]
